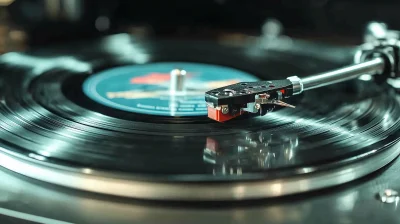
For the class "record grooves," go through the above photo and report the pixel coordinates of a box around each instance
[0,34,400,200]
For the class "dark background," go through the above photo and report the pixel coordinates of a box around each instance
[3,0,400,46]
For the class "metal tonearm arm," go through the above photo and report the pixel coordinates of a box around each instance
[205,22,400,122]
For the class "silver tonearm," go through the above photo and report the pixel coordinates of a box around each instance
[205,22,400,122]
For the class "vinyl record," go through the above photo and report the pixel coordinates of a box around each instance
[0,34,399,201]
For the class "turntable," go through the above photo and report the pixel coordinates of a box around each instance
[0,8,400,223]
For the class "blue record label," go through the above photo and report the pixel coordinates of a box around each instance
[83,62,258,116]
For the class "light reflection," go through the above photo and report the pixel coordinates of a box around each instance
[359,74,372,81]
[39,151,51,157]
[28,153,46,161]
[0,53,92,75]
[0,0,14,6]
[204,132,299,175]
[270,183,283,195]
[100,34,150,64]
[382,112,395,130]
[387,78,400,88]
[38,139,70,158]
[295,118,304,123]
[82,168,93,174]
[297,167,316,174]
[365,22,388,42]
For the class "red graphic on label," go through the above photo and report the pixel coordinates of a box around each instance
[130,73,171,84]
[130,72,197,84]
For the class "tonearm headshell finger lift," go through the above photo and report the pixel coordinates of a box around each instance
[205,22,400,122]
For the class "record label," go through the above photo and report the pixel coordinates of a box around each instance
[82,62,258,116]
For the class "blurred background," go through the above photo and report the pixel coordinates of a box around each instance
[0,0,398,52]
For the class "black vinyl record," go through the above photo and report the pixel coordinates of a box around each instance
[0,34,400,200]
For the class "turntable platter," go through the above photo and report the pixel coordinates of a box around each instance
[0,34,399,201]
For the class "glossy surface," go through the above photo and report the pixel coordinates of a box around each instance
[0,34,399,179]
[0,34,399,221]
[1,157,400,223]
